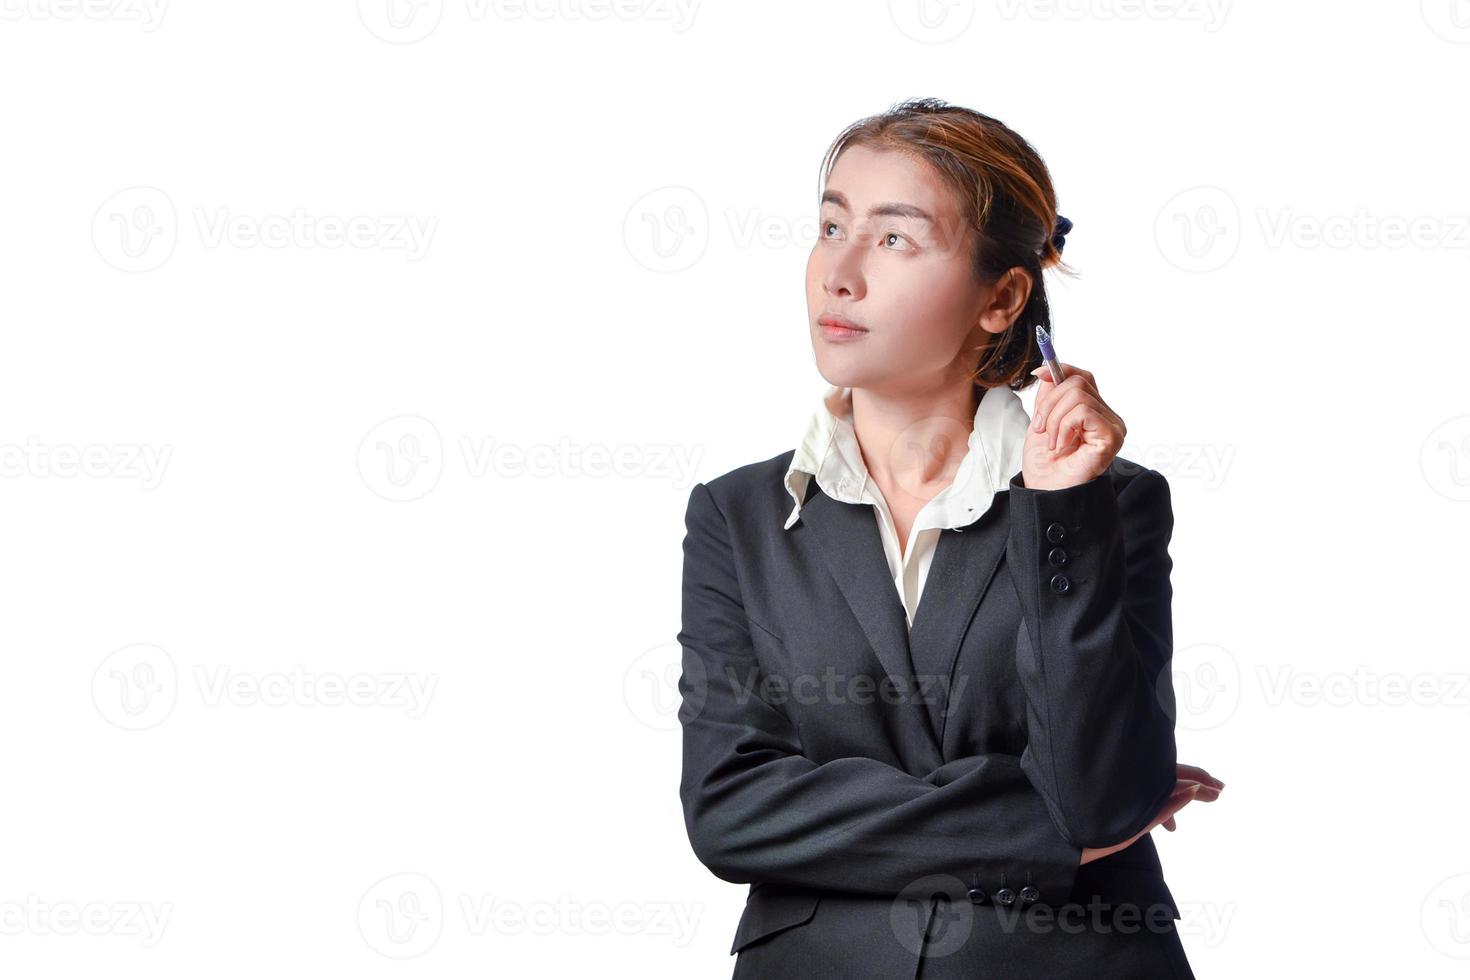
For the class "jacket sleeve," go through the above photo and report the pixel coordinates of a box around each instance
[677,480,1082,905]
[1005,465,1179,850]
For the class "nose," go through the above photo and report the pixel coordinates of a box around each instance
[820,241,865,301]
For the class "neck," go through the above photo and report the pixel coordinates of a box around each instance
[849,379,982,506]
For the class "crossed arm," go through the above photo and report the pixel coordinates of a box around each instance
[675,468,1178,905]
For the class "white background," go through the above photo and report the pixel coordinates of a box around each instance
[2,0,1468,976]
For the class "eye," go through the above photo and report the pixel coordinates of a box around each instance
[821,219,841,240]
[881,231,912,250]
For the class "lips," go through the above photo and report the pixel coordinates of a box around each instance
[817,313,867,332]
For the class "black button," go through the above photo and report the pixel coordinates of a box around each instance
[1045,522,1066,543]
[1049,574,1070,595]
[967,887,988,904]
[1019,885,1040,904]
[1047,547,1068,567]
[995,887,1016,907]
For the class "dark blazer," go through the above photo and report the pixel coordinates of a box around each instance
[676,450,1195,979]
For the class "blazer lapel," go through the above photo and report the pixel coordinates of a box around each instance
[796,482,943,769]
[907,491,1012,743]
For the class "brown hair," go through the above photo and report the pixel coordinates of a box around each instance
[815,97,1075,392]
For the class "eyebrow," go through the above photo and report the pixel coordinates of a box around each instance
[820,190,935,224]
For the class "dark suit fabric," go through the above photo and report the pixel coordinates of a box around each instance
[677,450,1194,979]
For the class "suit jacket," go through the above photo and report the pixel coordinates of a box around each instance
[676,449,1195,979]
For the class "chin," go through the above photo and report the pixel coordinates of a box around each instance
[812,356,881,391]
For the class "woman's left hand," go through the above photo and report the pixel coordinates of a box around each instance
[1021,361,1127,491]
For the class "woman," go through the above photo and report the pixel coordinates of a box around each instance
[676,98,1225,979]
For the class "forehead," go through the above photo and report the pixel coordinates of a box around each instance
[823,144,959,221]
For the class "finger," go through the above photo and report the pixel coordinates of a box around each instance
[1168,783,1202,808]
[1049,400,1106,455]
[1036,385,1087,443]
[1162,816,1177,832]
[1177,764,1225,790]
[1031,370,1095,432]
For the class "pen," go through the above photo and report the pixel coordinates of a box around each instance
[1035,324,1066,384]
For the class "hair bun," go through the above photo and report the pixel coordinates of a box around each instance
[1050,214,1072,255]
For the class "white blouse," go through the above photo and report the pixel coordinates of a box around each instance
[782,383,1031,628]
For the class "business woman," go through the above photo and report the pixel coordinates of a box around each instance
[675,99,1225,979]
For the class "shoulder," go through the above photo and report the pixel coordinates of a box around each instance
[703,448,795,497]
[683,448,796,528]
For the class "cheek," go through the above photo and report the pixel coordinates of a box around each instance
[886,262,976,338]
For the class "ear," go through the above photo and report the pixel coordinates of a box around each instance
[975,266,1034,336]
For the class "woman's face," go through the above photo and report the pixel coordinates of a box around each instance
[805,144,1025,394]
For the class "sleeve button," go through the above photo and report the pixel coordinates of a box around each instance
[1049,573,1071,595]
[1047,547,1068,567]
[1019,885,1040,904]
[967,886,989,904]
[995,887,1016,907]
